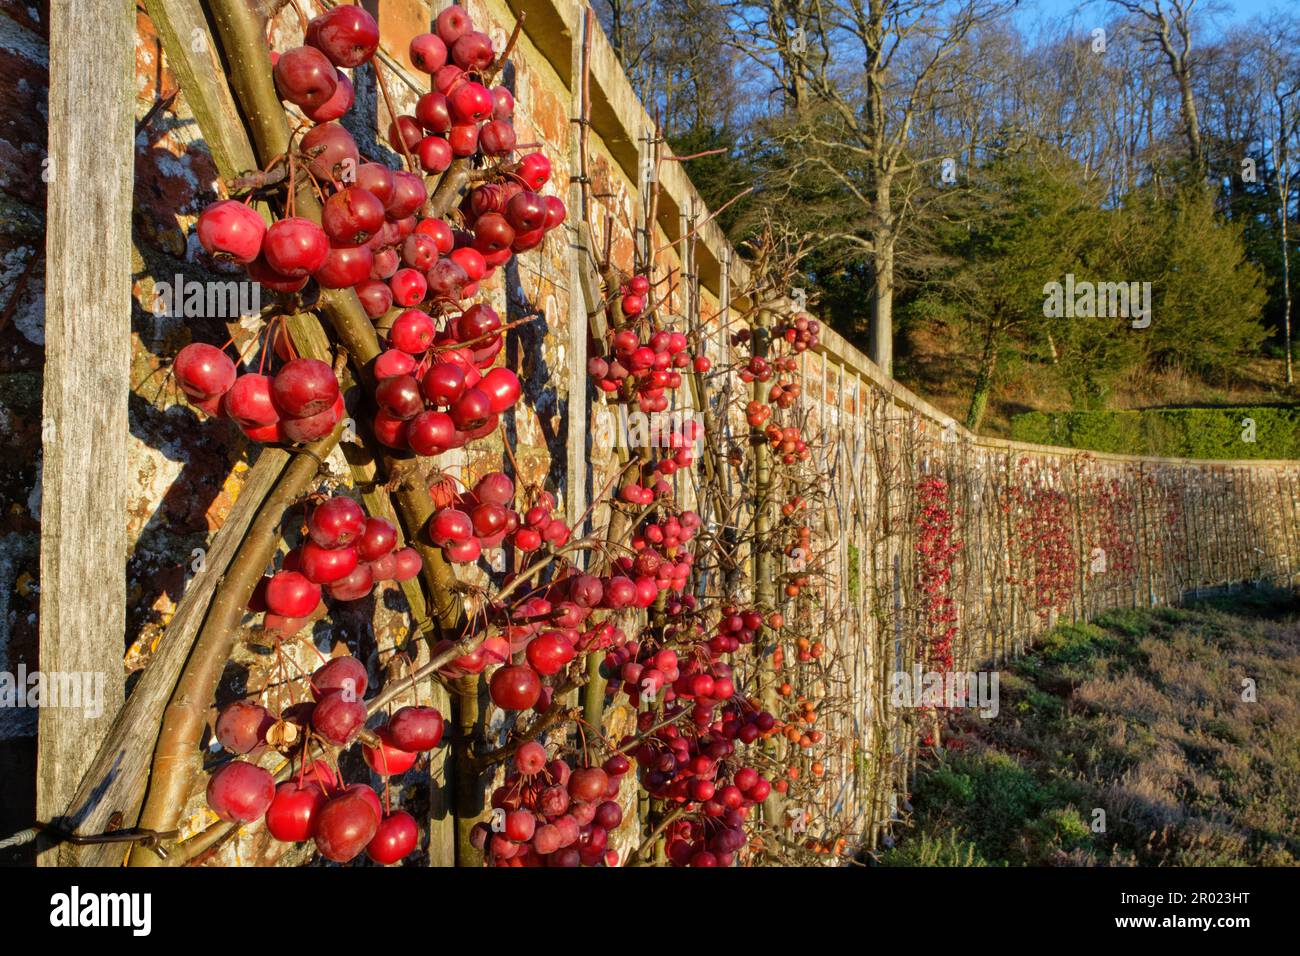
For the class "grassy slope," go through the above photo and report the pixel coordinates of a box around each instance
[894,323,1297,439]
[882,591,1300,866]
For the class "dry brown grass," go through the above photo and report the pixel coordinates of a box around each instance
[885,591,1300,866]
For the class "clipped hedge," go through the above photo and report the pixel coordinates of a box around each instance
[1009,407,1300,459]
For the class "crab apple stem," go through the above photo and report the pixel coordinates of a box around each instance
[372,58,417,175]
[486,13,526,82]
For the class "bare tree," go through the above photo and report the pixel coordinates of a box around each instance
[1249,23,1300,384]
[726,0,1016,374]
[1110,0,1204,174]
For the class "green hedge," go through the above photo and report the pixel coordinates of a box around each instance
[1009,407,1300,459]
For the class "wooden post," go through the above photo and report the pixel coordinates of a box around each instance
[36,0,136,865]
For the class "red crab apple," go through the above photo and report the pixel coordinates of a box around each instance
[386,170,427,219]
[427,257,469,299]
[388,705,444,751]
[407,410,456,456]
[517,152,551,191]
[433,64,464,95]
[390,309,435,354]
[448,123,479,157]
[375,349,417,380]
[490,664,542,711]
[363,728,419,776]
[265,571,320,618]
[299,540,359,584]
[309,496,366,548]
[273,46,337,109]
[417,135,453,173]
[568,767,608,802]
[449,81,493,123]
[474,471,514,506]
[388,114,424,152]
[215,699,272,754]
[479,367,521,414]
[207,760,275,823]
[196,200,265,263]
[265,781,326,842]
[449,387,493,430]
[447,248,484,282]
[505,191,546,232]
[272,358,339,418]
[280,393,344,443]
[478,119,516,156]
[514,740,547,776]
[304,69,355,122]
[367,810,418,864]
[328,562,374,601]
[369,247,399,280]
[314,244,374,288]
[301,122,360,182]
[373,411,410,448]
[312,690,368,745]
[443,537,481,564]
[392,547,423,581]
[263,217,330,277]
[389,268,427,307]
[402,233,439,271]
[429,508,473,547]
[376,374,424,419]
[306,5,379,68]
[314,790,380,862]
[543,196,567,230]
[422,361,468,406]
[416,216,455,253]
[410,33,448,73]
[174,343,236,400]
[356,517,398,561]
[472,213,514,255]
[364,551,397,583]
[248,252,309,293]
[311,656,368,700]
[322,186,386,245]
[356,162,395,205]
[436,5,473,45]
[492,87,514,119]
[451,30,494,71]
[526,631,574,676]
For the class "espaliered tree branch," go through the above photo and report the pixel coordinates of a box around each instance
[205,0,470,625]
[128,429,342,866]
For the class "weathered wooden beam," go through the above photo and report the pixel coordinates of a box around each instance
[36,0,137,866]
[139,0,259,181]
[54,448,290,866]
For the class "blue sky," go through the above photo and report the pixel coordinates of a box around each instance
[1015,0,1284,35]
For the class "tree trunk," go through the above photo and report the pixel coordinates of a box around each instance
[869,193,895,376]
[965,325,999,432]
[1281,172,1294,386]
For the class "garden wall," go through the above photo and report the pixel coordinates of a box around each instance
[0,0,1296,862]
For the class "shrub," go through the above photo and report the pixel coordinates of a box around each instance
[1010,406,1300,459]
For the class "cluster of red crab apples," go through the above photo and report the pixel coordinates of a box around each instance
[586,274,713,414]
[426,472,569,565]
[182,3,557,448]
[248,495,423,631]
[474,743,628,866]
[207,655,445,864]
[194,4,564,300]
